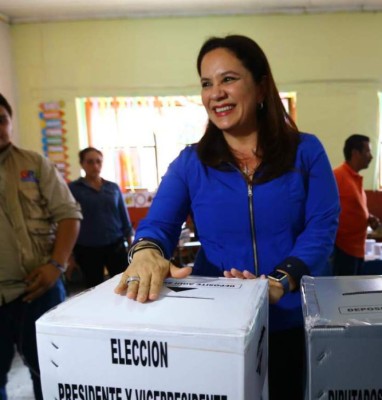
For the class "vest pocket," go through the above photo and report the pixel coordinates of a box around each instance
[18,187,56,255]
[19,186,51,221]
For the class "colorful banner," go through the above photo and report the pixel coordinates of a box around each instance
[40,101,70,181]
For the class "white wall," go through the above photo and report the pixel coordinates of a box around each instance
[0,18,18,143]
[10,13,382,187]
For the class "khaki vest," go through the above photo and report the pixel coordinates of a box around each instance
[3,146,82,273]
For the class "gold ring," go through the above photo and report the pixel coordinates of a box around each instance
[125,276,140,285]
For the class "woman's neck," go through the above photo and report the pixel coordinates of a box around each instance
[223,131,258,158]
[84,176,103,189]
[224,132,262,179]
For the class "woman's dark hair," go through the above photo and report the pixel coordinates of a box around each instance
[343,134,369,161]
[0,93,13,117]
[196,35,300,183]
[79,147,103,163]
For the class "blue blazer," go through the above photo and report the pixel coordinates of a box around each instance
[136,133,340,331]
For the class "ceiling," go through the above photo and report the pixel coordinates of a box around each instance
[0,0,382,24]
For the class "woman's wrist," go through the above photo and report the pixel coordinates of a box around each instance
[128,240,164,263]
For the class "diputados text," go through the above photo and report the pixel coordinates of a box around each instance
[111,338,168,368]
[328,389,382,399]
[58,383,228,400]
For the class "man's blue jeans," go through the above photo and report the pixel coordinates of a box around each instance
[0,279,65,400]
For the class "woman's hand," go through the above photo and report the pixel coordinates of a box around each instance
[224,268,257,280]
[224,268,285,304]
[114,249,192,303]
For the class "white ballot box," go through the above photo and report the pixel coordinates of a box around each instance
[301,276,382,400]
[37,276,269,400]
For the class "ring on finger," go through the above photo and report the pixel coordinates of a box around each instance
[125,276,140,285]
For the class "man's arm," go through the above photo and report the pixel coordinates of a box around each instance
[368,213,381,231]
[50,218,81,266]
[23,218,80,302]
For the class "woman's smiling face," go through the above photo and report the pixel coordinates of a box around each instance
[200,47,263,137]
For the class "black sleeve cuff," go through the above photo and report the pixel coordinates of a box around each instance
[275,256,310,290]
[129,237,168,260]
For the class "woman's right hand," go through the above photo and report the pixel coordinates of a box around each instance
[224,268,286,304]
[114,249,192,303]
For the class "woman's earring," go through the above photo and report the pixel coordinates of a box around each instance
[258,102,264,110]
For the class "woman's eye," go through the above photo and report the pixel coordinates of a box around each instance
[223,76,236,83]
[201,81,211,88]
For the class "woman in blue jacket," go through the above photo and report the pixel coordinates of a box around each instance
[69,147,134,288]
[115,35,339,399]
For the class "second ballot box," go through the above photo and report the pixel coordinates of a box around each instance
[301,275,382,400]
[37,275,269,400]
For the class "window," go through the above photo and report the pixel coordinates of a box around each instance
[280,92,297,122]
[76,96,207,192]
[76,92,296,193]
[378,93,382,189]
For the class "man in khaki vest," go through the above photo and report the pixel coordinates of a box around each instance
[0,93,82,400]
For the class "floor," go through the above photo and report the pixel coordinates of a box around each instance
[6,277,87,400]
[7,352,34,400]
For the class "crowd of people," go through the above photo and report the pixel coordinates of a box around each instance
[1,33,380,400]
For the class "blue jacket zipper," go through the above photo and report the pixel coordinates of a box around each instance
[247,182,259,276]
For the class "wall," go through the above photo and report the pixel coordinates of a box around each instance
[9,12,382,188]
[0,18,18,143]
[366,191,382,222]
